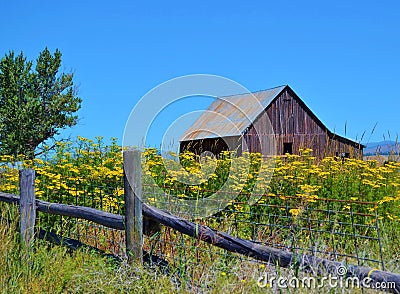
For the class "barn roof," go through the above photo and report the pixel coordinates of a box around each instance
[180,85,287,141]
[180,85,364,149]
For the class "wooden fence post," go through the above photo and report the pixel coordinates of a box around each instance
[19,169,36,245]
[123,150,143,264]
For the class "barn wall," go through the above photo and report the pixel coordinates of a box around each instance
[326,136,363,158]
[244,88,362,159]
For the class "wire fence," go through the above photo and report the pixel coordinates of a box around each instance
[36,177,126,257]
[31,175,387,273]
[143,187,386,276]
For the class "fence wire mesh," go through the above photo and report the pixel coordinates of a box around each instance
[32,176,387,275]
[143,186,385,277]
[36,177,126,257]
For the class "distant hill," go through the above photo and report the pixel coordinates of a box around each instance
[364,141,400,156]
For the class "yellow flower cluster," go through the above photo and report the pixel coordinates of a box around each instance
[1,140,399,223]
[0,137,124,213]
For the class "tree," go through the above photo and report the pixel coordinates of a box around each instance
[0,48,82,159]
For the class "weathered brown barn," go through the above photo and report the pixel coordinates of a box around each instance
[180,85,364,159]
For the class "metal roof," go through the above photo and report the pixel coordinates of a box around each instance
[180,85,287,141]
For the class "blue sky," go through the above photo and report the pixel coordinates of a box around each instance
[1,1,399,149]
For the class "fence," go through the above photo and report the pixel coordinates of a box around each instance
[0,150,400,293]
[0,150,144,265]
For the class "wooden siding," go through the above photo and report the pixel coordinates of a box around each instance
[243,88,363,159]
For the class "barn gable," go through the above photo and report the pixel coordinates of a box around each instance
[180,85,364,159]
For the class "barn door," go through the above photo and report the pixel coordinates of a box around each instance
[282,96,294,155]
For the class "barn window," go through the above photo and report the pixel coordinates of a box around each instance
[283,142,293,155]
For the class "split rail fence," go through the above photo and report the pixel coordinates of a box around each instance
[0,150,399,293]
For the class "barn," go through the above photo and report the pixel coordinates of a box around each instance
[179,85,364,159]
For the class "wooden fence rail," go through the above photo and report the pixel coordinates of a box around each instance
[0,191,124,230]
